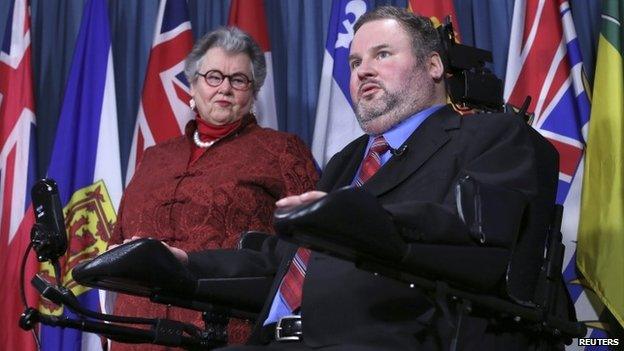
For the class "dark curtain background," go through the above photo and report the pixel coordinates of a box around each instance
[0,0,601,181]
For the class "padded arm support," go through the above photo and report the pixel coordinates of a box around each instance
[73,239,196,298]
[275,181,527,292]
[73,238,272,315]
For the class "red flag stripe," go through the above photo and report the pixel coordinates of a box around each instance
[228,0,271,51]
[0,46,34,148]
[141,31,193,142]
[0,146,17,245]
[507,0,563,117]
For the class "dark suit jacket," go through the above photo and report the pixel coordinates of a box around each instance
[188,106,542,350]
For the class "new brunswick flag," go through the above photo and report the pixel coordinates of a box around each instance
[577,0,624,328]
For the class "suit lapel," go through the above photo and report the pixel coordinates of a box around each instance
[326,135,369,191]
[363,106,460,197]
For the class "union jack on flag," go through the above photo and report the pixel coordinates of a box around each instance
[504,0,609,346]
[0,0,39,350]
[126,0,194,184]
[504,0,590,204]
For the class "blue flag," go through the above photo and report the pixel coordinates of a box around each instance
[38,0,122,349]
[312,0,370,167]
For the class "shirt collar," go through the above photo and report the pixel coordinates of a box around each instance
[381,104,445,150]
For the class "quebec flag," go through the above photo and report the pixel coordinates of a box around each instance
[38,0,123,350]
[312,0,370,167]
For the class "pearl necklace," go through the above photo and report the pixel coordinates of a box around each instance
[193,130,218,148]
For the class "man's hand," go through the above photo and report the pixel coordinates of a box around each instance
[276,191,327,210]
[107,236,189,265]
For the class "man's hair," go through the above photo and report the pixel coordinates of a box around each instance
[184,27,266,96]
[353,6,442,62]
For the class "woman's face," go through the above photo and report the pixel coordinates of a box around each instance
[191,47,254,125]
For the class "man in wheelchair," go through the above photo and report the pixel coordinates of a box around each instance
[27,6,582,351]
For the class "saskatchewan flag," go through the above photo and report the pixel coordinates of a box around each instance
[577,0,624,328]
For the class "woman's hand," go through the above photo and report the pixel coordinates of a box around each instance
[107,236,189,265]
[107,235,143,251]
[161,241,189,265]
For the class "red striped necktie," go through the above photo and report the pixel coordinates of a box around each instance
[278,135,389,312]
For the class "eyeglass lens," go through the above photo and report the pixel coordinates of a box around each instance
[202,70,251,90]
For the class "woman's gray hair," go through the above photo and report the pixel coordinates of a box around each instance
[184,27,266,95]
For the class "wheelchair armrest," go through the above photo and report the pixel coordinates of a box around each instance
[274,181,528,290]
[73,238,195,298]
[274,186,406,262]
[73,238,271,317]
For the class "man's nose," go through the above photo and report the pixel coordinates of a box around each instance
[356,59,376,80]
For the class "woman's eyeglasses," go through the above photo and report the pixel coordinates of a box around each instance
[197,70,253,91]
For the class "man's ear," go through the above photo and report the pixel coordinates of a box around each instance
[427,52,444,80]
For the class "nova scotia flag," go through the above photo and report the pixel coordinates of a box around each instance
[38,0,123,349]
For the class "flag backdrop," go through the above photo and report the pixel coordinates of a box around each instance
[228,0,279,130]
[125,0,194,185]
[0,0,619,348]
[577,0,624,329]
[37,0,123,350]
[312,0,370,166]
[0,0,38,350]
[503,0,617,347]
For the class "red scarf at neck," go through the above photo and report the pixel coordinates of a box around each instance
[189,116,243,165]
[195,116,242,141]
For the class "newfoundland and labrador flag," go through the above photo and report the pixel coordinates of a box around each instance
[38,0,123,350]
[312,0,370,167]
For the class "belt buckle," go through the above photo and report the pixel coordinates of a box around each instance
[275,315,302,342]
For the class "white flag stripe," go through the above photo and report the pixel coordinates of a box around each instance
[255,52,278,129]
[94,50,123,209]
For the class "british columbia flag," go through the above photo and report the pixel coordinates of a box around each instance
[504,0,610,348]
[0,0,38,350]
[126,0,194,184]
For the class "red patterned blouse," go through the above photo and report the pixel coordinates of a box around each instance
[109,115,318,350]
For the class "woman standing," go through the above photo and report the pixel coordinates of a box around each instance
[110,27,318,350]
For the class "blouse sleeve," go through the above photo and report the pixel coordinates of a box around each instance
[278,135,320,196]
[109,194,126,245]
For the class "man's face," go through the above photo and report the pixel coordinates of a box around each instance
[349,19,437,135]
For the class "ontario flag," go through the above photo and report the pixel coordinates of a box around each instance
[126,0,194,185]
[503,0,613,348]
[0,0,38,350]
[228,0,278,129]
[312,0,370,167]
[37,0,123,350]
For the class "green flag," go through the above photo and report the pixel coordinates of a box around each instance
[577,0,624,328]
